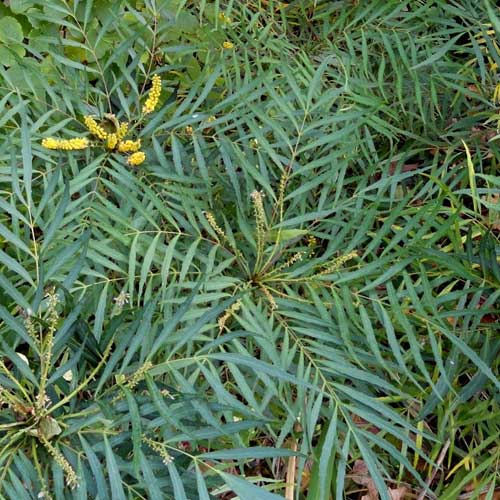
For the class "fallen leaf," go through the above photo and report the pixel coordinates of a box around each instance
[479,491,500,500]
[388,161,420,176]
[389,486,408,499]
[352,414,381,434]
[352,461,410,500]
[352,460,378,500]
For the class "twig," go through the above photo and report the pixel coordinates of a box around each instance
[285,439,297,500]
[416,438,451,500]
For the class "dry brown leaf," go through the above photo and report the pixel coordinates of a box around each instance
[352,461,410,500]
[389,486,408,499]
[388,161,420,176]
[352,460,378,500]
[351,459,370,485]
[479,491,500,500]
[352,414,381,434]
[480,492,500,500]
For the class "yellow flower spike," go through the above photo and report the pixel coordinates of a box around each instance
[62,138,90,150]
[83,116,108,140]
[41,138,60,149]
[223,41,234,49]
[142,74,162,114]
[118,139,141,153]
[106,133,118,150]
[42,137,89,150]
[127,151,146,166]
[116,121,129,140]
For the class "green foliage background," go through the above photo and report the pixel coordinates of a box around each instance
[0,0,499,498]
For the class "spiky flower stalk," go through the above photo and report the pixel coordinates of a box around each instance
[316,251,358,276]
[24,313,38,339]
[37,288,59,414]
[268,251,305,277]
[260,285,278,310]
[143,437,174,465]
[251,190,266,271]
[0,383,17,407]
[204,211,226,240]
[218,299,242,332]
[113,361,153,403]
[40,437,79,489]
[126,361,153,390]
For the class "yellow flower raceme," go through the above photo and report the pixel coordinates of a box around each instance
[116,121,129,140]
[42,137,89,150]
[41,138,61,149]
[84,116,108,140]
[223,41,234,49]
[58,138,89,150]
[118,139,141,153]
[106,133,118,150]
[142,74,162,114]
[128,151,146,166]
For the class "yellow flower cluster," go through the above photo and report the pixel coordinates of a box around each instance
[83,116,108,140]
[42,73,165,166]
[106,133,118,150]
[142,74,162,114]
[317,251,358,276]
[118,139,141,153]
[116,121,128,140]
[128,151,146,166]
[82,114,146,163]
[223,41,234,49]
[41,137,89,150]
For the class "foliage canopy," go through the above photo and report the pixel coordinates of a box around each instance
[0,0,499,498]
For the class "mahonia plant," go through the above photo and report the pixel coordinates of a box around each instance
[205,171,359,318]
[41,74,163,166]
[0,286,119,491]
